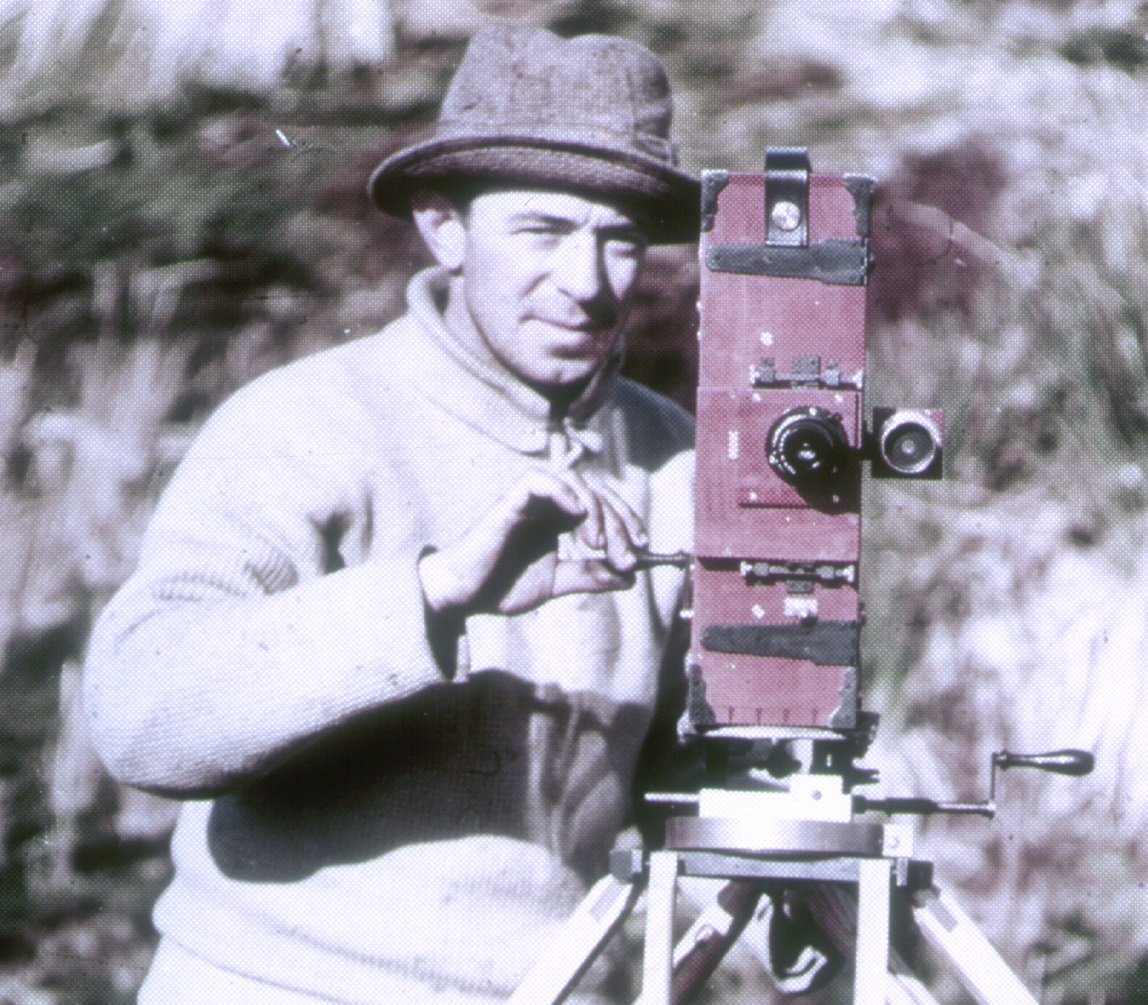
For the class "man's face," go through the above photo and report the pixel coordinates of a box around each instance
[456,189,648,391]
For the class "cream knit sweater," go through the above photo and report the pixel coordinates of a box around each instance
[84,268,694,1003]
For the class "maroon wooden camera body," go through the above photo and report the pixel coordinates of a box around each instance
[688,150,874,735]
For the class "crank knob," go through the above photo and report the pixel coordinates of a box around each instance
[993,749,1094,777]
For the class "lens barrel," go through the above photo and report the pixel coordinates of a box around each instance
[768,406,851,486]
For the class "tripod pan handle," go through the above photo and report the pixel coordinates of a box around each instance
[993,749,1094,776]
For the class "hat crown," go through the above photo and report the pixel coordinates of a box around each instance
[437,25,677,164]
[368,22,700,243]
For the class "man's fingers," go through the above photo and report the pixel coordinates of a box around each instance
[588,479,649,563]
[556,468,649,558]
[510,469,588,523]
[435,466,650,615]
[563,474,648,571]
[595,501,638,571]
[563,476,605,550]
[551,559,636,598]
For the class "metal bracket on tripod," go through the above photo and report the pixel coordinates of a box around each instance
[630,779,923,1005]
[510,775,1055,1005]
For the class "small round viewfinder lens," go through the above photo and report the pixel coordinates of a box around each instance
[879,411,941,475]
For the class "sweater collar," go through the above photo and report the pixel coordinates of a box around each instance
[397,267,617,458]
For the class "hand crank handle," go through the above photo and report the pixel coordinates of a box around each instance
[993,749,1094,777]
[855,749,1095,821]
[631,549,693,570]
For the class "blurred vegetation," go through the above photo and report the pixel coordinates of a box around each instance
[2,0,1148,1002]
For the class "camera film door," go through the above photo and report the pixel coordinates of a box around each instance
[688,150,872,734]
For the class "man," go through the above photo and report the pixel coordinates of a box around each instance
[84,23,698,1005]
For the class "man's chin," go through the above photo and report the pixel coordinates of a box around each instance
[517,356,608,399]
[509,322,621,392]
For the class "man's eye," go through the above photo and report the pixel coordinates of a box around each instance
[513,218,569,236]
[605,237,645,258]
[514,227,565,246]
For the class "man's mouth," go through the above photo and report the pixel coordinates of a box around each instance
[530,314,615,335]
[533,317,595,331]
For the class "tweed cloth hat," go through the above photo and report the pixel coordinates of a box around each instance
[369,24,699,244]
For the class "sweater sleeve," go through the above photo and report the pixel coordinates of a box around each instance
[83,369,449,797]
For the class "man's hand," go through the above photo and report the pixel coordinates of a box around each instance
[419,467,648,617]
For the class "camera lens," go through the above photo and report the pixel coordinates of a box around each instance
[768,407,850,485]
[886,425,931,468]
[879,411,941,475]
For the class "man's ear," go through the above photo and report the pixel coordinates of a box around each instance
[410,191,467,273]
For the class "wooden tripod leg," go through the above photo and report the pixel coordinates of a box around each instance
[795,880,939,1005]
[885,969,943,1005]
[797,879,1037,1005]
[511,862,766,1005]
[642,851,679,1005]
[508,873,640,1005]
[911,886,1039,1005]
[632,880,767,1005]
[856,859,892,1005]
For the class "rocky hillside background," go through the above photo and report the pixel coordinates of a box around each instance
[2,0,1148,1002]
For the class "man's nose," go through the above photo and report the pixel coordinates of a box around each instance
[552,232,607,304]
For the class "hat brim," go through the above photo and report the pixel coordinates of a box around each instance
[369,135,701,245]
